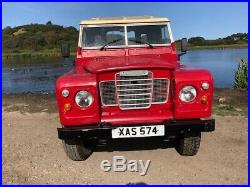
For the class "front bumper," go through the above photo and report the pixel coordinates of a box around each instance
[57,119,215,140]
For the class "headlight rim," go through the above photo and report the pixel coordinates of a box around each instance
[74,90,94,108]
[179,85,197,103]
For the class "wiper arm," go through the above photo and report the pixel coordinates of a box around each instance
[128,39,153,48]
[100,38,123,51]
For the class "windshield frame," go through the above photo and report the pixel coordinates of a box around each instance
[79,22,174,49]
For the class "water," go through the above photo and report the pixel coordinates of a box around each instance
[2,56,73,94]
[181,48,248,88]
[2,48,248,93]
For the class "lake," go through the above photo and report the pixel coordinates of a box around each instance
[2,48,248,93]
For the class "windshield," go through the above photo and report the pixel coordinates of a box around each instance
[83,26,125,47]
[82,24,171,48]
[127,25,171,45]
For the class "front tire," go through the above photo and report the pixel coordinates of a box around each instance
[62,139,92,161]
[176,132,201,156]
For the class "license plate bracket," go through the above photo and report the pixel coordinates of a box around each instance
[112,125,165,139]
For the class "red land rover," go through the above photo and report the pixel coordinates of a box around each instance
[56,16,215,161]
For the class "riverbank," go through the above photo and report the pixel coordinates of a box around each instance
[2,88,247,116]
[186,43,248,50]
[2,44,248,58]
[2,49,75,58]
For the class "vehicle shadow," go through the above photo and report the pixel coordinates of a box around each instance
[90,137,177,152]
[127,182,148,185]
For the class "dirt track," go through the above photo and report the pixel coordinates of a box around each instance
[2,110,248,184]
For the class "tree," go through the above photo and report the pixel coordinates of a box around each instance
[46,21,52,25]
[188,37,205,46]
[3,26,12,35]
[43,31,58,46]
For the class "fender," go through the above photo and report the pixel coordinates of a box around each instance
[55,66,100,126]
[173,67,213,119]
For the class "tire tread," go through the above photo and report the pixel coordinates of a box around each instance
[177,133,201,156]
[63,139,92,161]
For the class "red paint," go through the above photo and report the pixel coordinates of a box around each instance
[55,66,100,126]
[55,43,213,127]
[173,68,213,119]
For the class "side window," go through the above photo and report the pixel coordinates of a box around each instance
[161,26,170,43]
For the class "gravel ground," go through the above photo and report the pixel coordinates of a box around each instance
[2,110,248,184]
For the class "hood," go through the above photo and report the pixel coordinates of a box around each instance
[84,55,177,74]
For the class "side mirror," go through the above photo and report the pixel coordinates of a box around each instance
[61,43,70,58]
[181,38,188,53]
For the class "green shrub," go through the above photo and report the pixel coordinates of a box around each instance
[234,59,248,89]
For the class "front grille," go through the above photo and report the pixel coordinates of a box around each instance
[116,71,153,110]
[99,70,169,110]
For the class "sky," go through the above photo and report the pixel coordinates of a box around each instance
[2,2,248,39]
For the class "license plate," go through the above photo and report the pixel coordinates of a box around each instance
[119,70,148,76]
[112,125,165,139]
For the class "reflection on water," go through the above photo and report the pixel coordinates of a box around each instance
[2,48,248,93]
[2,56,73,93]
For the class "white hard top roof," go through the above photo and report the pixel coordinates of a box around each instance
[80,16,170,25]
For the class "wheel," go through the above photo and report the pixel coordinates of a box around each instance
[62,139,92,161]
[176,132,201,156]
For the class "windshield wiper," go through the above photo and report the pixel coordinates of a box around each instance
[100,38,123,51]
[128,39,153,48]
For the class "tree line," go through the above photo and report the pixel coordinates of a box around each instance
[2,21,248,53]
[177,33,247,47]
[2,21,78,52]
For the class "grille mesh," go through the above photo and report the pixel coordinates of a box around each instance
[99,81,116,105]
[116,72,153,110]
[152,79,168,103]
[99,71,168,109]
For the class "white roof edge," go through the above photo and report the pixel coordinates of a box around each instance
[80,16,170,25]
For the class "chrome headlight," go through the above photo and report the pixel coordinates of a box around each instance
[75,91,93,108]
[179,86,197,102]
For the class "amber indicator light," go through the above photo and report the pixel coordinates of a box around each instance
[64,103,72,112]
[201,96,208,104]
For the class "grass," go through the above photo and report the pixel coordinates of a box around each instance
[176,43,248,51]
[234,59,248,89]
[185,43,248,50]
[213,104,247,116]
[212,88,247,116]
[2,48,75,58]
